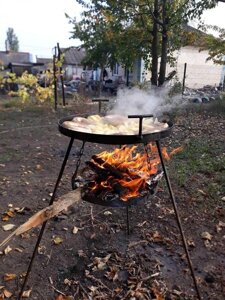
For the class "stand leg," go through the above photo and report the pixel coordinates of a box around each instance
[155,140,201,300]
[18,137,74,299]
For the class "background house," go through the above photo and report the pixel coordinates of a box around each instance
[141,25,225,89]
[128,46,224,89]
[0,50,44,76]
[35,57,52,73]
[61,47,90,81]
[166,46,224,89]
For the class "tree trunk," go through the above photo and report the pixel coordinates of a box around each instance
[126,67,130,87]
[158,29,168,86]
[158,0,168,86]
[151,0,159,86]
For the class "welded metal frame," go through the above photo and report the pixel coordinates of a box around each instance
[18,122,202,300]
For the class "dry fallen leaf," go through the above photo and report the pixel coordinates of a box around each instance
[201,231,213,241]
[151,288,164,300]
[187,239,195,247]
[3,288,13,298]
[72,226,79,234]
[14,207,25,213]
[4,245,12,255]
[20,232,30,239]
[4,273,17,282]
[36,164,42,170]
[103,211,112,216]
[2,224,15,231]
[53,236,63,245]
[197,189,208,196]
[77,250,85,257]
[64,278,72,286]
[105,266,119,281]
[93,254,111,270]
[15,247,23,253]
[6,210,15,218]
[22,289,32,298]
[152,231,164,243]
[216,221,225,233]
[204,240,213,249]
[2,215,10,222]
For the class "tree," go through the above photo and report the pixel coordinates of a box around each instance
[198,25,225,65]
[69,0,219,87]
[5,27,19,52]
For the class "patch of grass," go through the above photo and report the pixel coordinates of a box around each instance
[207,94,225,115]
[0,97,24,109]
[170,138,225,199]
[0,151,19,163]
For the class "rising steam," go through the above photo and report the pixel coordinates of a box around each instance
[109,86,187,117]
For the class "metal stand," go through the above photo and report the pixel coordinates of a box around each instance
[18,137,74,300]
[156,140,201,300]
[18,139,201,300]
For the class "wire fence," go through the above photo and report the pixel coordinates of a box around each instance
[172,62,225,91]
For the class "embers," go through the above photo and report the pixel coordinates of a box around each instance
[74,144,164,207]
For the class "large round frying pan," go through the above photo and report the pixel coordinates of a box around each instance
[58,114,173,145]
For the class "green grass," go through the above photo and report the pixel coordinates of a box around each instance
[170,138,225,200]
[3,100,24,109]
[0,150,20,164]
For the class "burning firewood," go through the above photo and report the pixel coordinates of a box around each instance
[91,155,126,179]
[0,189,81,249]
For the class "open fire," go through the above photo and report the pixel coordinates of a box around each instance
[79,143,182,206]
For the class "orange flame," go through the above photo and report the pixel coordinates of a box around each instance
[89,143,182,201]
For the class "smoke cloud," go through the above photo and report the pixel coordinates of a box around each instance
[109,86,187,117]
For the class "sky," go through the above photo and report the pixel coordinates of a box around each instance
[0,0,83,59]
[0,1,224,59]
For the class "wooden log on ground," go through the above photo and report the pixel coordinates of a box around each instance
[0,188,81,249]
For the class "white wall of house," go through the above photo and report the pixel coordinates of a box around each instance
[105,63,126,82]
[105,60,144,83]
[138,46,224,88]
[64,65,84,80]
[167,46,223,89]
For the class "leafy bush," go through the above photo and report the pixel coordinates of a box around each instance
[1,71,54,103]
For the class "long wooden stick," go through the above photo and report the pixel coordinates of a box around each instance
[0,189,81,249]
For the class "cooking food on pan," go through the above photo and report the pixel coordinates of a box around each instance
[62,114,168,135]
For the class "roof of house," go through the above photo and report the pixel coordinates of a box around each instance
[0,51,31,66]
[182,24,207,47]
[36,57,53,65]
[184,24,205,35]
[61,47,86,65]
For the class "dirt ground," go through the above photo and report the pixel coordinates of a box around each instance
[0,99,225,300]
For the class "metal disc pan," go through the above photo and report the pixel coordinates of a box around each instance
[58,115,173,145]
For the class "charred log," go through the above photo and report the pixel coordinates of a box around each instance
[92,155,125,179]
